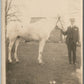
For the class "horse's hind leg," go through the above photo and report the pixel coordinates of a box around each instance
[14,38,20,62]
[38,39,46,64]
[8,39,15,63]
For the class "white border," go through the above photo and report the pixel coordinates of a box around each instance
[1,0,83,84]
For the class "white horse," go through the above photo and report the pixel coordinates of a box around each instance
[7,17,60,64]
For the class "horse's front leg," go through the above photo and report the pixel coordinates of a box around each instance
[38,39,46,64]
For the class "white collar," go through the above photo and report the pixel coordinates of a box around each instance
[71,25,74,28]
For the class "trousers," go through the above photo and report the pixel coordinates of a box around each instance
[67,41,76,64]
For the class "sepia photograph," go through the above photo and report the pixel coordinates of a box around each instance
[1,0,83,84]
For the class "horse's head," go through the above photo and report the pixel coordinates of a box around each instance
[54,16,65,30]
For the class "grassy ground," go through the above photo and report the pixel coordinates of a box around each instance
[6,42,81,84]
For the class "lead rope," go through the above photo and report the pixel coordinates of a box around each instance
[56,17,60,26]
[59,18,64,30]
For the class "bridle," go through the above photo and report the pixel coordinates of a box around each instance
[56,16,64,30]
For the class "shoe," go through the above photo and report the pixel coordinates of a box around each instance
[69,62,71,64]
[73,63,76,65]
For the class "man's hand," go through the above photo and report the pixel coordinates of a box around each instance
[76,42,79,45]
[61,28,65,32]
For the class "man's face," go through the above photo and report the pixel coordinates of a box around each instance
[70,18,75,26]
[71,21,75,25]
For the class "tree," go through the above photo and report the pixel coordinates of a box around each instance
[4,0,21,61]
[5,0,21,41]
[5,0,21,25]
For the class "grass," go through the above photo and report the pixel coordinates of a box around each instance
[6,42,81,84]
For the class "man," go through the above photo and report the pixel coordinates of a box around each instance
[61,18,79,64]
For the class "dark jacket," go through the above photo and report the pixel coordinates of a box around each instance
[61,26,79,44]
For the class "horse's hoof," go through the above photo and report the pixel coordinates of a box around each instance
[8,60,12,63]
[38,60,44,65]
[16,60,19,63]
[8,62,12,64]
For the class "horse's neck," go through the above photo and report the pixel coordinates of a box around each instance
[46,18,57,31]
